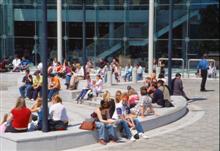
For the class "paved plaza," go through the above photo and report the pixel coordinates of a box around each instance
[0,72,219,151]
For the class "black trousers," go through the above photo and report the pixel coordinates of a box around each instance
[201,70,207,90]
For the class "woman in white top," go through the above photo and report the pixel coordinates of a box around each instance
[49,95,69,130]
[93,75,103,97]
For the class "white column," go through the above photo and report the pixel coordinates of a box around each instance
[106,71,112,86]
[57,0,62,62]
[148,0,154,74]
[132,68,137,84]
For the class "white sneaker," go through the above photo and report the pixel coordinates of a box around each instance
[25,97,30,101]
[139,133,149,139]
[130,136,136,141]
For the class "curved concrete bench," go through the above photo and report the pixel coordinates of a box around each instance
[0,96,187,151]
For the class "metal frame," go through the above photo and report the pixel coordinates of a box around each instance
[187,59,216,78]
[159,58,185,77]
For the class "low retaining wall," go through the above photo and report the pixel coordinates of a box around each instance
[0,96,187,151]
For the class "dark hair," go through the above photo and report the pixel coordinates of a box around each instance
[127,86,132,90]
[175,73,181,77]
[25,69,30,73]
[140,86,147,95]
[96,74,102,79]
[158,73,164,79]
[100,100,110,110]
[151,82,158,88]
[34,70,41,75]
[157,80,164,85]
[48,73,55,77]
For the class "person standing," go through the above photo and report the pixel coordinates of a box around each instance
[197,54,209,91]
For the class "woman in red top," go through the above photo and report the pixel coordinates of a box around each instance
[5,97,31,133]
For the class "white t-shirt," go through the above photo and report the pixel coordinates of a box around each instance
[49,103,69,122]
[76,67,84,77]
[12,58,21,68]
[112,102,126,120]
[37,62,43,71]
[137,66,143,74]
[95,79,103,92]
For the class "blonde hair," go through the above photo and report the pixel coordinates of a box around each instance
[15,97,26,109]
[52,95,63,104]
[103,91,111,101]
[35,97,42,107]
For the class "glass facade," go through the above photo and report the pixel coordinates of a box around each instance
[0,0,219,66]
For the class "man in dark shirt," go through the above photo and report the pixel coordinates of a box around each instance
[19,69,33,99]
[150,83,165,107]
[172,73,190,100]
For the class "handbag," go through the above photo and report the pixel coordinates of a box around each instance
[79,120,96,131]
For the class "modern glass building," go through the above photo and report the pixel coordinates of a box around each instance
[0,0,219,66]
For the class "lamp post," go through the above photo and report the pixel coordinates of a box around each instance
[57,0,62,62]
[41,0,49,132]
[148,0,154,75]
[82,0,87,78]
[168,0,173,87]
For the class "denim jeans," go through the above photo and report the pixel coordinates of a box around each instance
[133,118,144,134]
[95,122,117,141]
[116,119,132,139]
[124,72,132,81]
[76,88,89,101]
[137,73,143,81]
[65,75,71,85]
[48,88,59,101]
[19,84,32,99]
[32,86,42,100]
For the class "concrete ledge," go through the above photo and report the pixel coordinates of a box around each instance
[0,96,187,151]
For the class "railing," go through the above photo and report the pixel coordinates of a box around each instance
[187,59,216,78]
[158,58,185,77]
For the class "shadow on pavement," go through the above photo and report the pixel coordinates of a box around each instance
[188,97,207,103]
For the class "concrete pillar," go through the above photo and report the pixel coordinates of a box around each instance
[106,71,112,86]
[109,0,115,47]
[109,22,114,47]
[148,0,154,75]
[57,0,62,62]
[132,68,137,84]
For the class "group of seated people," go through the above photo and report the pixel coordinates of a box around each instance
[45,58,92,90]
[0,95,69,133]
[90,72,188,144]
[92,82,171,145]
[19,69,61,102]
[75,74,104,104]
[12,56,31,72]
[0,55,31,73]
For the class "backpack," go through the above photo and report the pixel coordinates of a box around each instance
[164,84,172,96]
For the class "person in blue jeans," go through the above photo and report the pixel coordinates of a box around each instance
[94,100,118,145]
[19,69,33,99]
[76,75,93,104]
[124,64,133,82]
[111,90,136,140]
